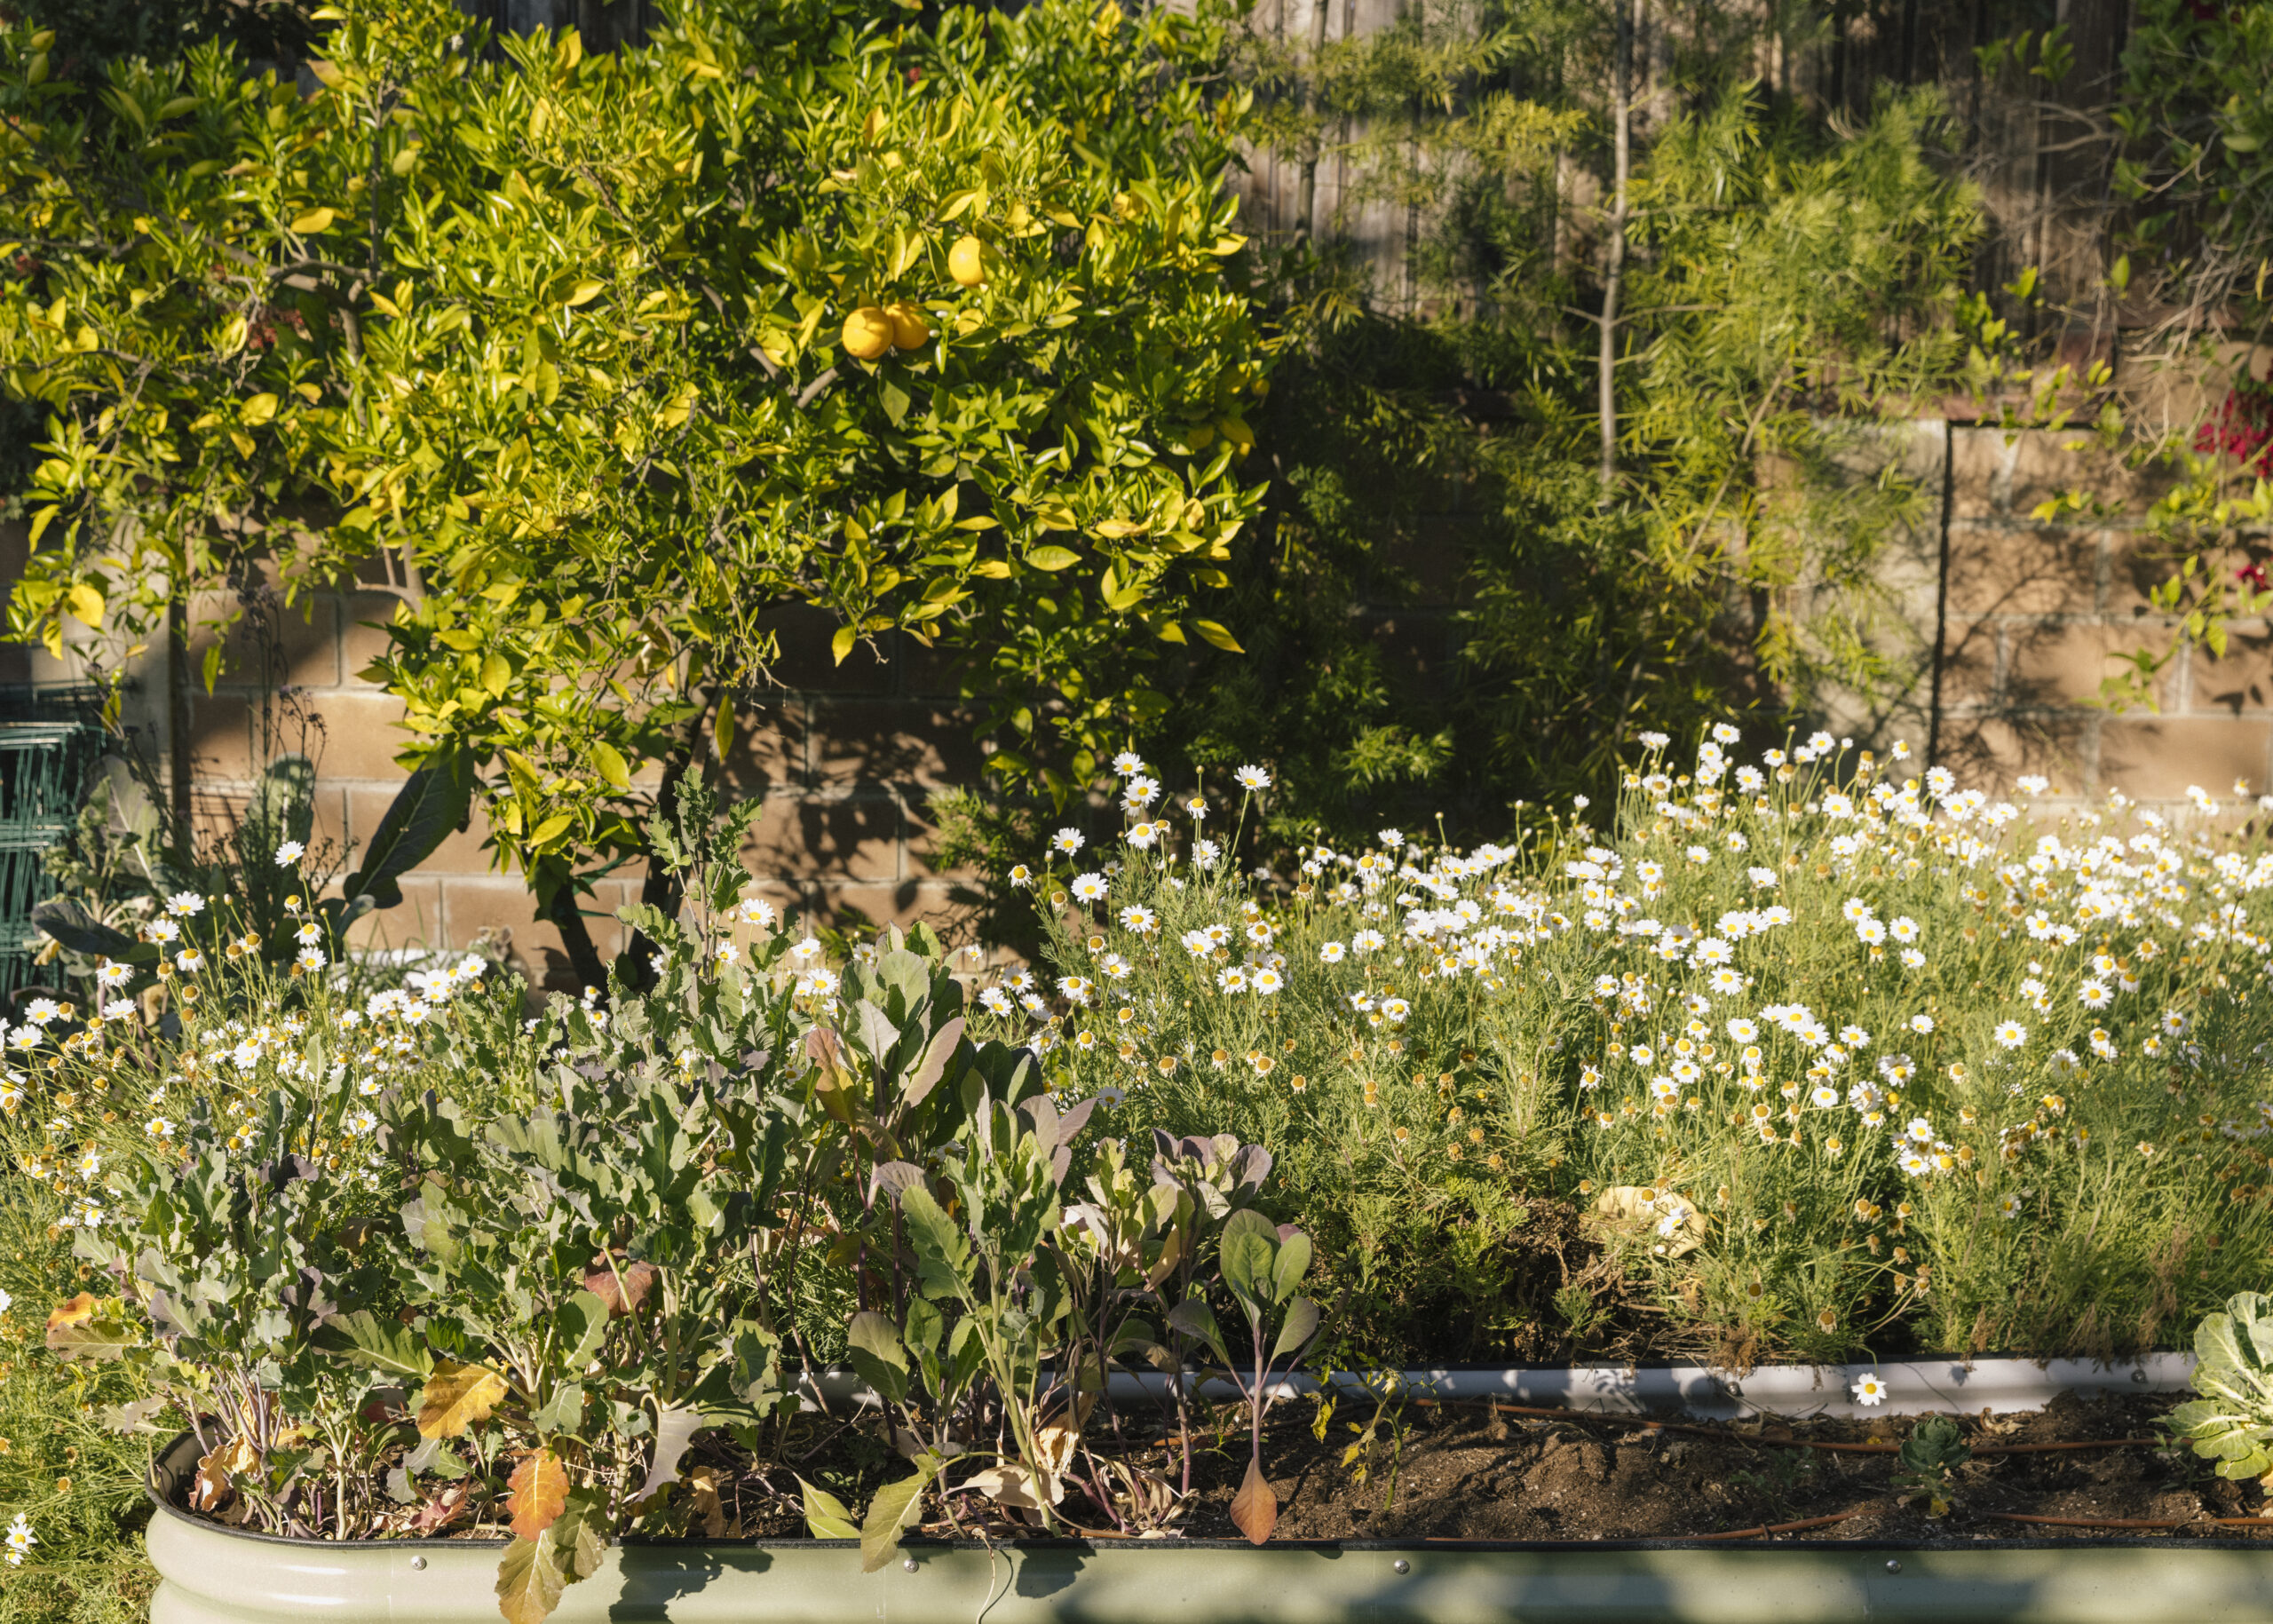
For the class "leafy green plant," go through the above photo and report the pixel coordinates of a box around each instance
[1891,1414,1971,1517]
[2166,1291,2273,1485]
[1164,1207,1321,1542]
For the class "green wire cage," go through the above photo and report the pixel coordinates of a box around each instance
[0,687,102,1001]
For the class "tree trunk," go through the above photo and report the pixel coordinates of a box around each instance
[1597,0,1635,498]
[609,693,716,992]
[546,879,608,994]
[1295,0,1333,243]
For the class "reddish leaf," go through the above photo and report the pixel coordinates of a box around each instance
[583,1256,658,1318]
[412,1479,478,1534]
[509,1448,570,1541]
[1229,1458,1278,1546]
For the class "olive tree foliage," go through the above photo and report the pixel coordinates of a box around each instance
[0,0,1266,982]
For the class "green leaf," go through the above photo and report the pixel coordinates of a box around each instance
[313,1310,436,1381]
[1272,1295,1320,1360]
[1271,1229,1312,1304]
[1218,1208,1278,1323]
[342,760,470,908]
[797,1477,859,1540]
[44,1311,139,1363]
[28,898,138,962]
[846,1310,909,1406]
[555,1291,611,1371]
[1027,545,1081,572]
[1166,1295,1229,1367]
[898,1185,975,1297]
[859,1466,932,1573]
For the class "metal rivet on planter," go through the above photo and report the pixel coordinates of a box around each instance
[1885,1560,1901,1574]
[903,1557,918,1573]
[410,1556,427,1572]
[1392,1560,1411,1575]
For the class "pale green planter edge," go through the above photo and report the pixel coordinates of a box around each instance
[144,1437,2273,1624]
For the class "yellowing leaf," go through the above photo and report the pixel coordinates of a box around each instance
[240,393,278,426]
[1027,545,1081,572]
[479,652,511,698]
[970,559,1011,579]
[289,208,337,234]
[830,624,858,665]
[1093,519,1144,538]
[45,1293,95,1332]
[508,1449,570,1541]
[416,1359,509,1438]
[592,742,630,790]
[495,1536,566,1624]
[529,812,574,850]
[62,582,103,629]
[564,281,606,308]
[1192,619,1243,653]
[797,1476,859,1539]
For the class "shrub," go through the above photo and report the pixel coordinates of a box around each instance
[990,734,2273,1365]
[0,788,1318,1619]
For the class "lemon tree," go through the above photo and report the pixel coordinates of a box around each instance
[0,0,1266,980]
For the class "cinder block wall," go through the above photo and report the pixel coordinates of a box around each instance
[7,421,2271,987]
[1931,426,2272,802]
[176,590,985,986]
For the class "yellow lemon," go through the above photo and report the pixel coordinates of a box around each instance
[841,306,894,362]
[885,301,931,351]
[948,234,986,288]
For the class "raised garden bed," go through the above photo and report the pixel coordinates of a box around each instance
[145,1378,2273,1624]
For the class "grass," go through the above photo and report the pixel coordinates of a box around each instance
[0,1186,158,1622]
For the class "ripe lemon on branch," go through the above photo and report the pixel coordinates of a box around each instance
[947,234,986,288]
[841,306,895,361]
[885,301,931,350]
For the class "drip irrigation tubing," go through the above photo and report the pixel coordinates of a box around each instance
[1984,1511,2273,1532]
[1405,1395,2154,1456]
[1692,1508,1868,1541]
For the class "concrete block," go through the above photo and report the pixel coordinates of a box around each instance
[2004,621,2159,711]
[1941,524,2099,615]
[2100,717,2273,801]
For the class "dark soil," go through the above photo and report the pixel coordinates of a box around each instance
[1150,1391,2267,1543]
[167,1391,2273,1545]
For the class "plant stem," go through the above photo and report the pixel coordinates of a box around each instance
[1598,0,1636,499]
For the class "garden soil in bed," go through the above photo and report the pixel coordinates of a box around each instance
[164,1391,2273,1547]
[1145,1392,2267,1543]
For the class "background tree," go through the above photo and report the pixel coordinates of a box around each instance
[1055,0,1984,860]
